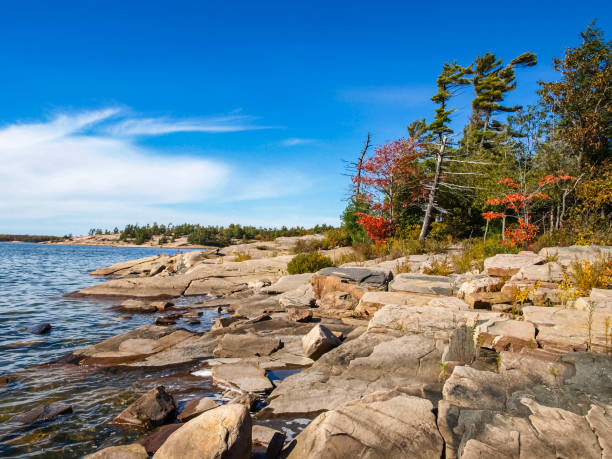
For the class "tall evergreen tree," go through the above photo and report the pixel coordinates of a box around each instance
[419,62,472,240]
[465,52,537,153]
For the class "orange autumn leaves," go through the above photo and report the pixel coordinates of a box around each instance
[353,139,424,244]
[483,171,576,247]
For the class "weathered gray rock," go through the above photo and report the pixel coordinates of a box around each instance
[484,252,545,276]
[458,276,504,298]
[499,347,575,387]
[389,273,453,295]
[261,273,313,294]
[586,404,612,458]
[315,267,390,287]
[177,397,218,422]
[8,402,72,425]
[212,362,273,393]
[113,386,176,429]
[278,283,315,308]
[153,404,252,459]
[575,288,612,312]
[443,365,509,411]
[539,245,612,268]
[285,391,443,459]
[510,262,565,282]
[427,296,471,310]
[27,323,51,334]
[523,306,611,353]
[302,325,341,360]
[213,333,281,358]
[355,291,434,316]
[91,254,167,276]
[367,304,503,336]
[85,444,149,459]
[439,397,606,459]
[264,306,485,418]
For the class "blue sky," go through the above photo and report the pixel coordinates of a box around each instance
[0,1,609,235]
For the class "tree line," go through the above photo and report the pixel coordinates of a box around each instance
[86,223,334,246]
[343,22,611,249]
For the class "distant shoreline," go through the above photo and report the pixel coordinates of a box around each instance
[39,240,212,249]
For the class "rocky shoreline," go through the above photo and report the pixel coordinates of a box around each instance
[4,236,612,458]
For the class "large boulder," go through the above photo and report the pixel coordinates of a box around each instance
[73,327,197,366]
[510,262,565,282]
[113,386,176,429]
[311,267,390,317]
[261,273,313,294]
[278,284,315,308]
[212,361,274,393]
[523,306,611,353]
[476,318,537,352]
[483,252,545,276]
[575,288,612,312]
[263,305,503,418]
[85,444,149,459]
[457,276,504,298]
[438,351,612,459]
[284,391,443,459]
[153,404,252,459]
[388,273,453,295]
[177,397,218,422]
[213,333,281,358]
[315,267,390,287]
[302,325,341,360]
[539,245,612,268]
[138,424,183,454]
[355,291,434,316]
[90,254,168,277]
[438,397,607,459]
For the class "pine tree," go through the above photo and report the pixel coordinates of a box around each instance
[419,62,472,240]
[465,52,537,154]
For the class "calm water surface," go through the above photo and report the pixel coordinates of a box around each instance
[0,242,221,457]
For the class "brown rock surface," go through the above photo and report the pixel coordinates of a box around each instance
[285,391,443,459]
[484,252,545,276]
[301,324,341,360]
[153,404,252,459]
[177,397,218,422]
[85,444,149,459]
[113,386,176,429]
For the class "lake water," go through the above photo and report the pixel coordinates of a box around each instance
[0,242,222,457]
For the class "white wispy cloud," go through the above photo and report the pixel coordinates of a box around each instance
[280,137,315,147]
[108,115,274,136]
[0,108,309,233]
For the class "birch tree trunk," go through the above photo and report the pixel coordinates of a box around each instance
[419,136,447,242]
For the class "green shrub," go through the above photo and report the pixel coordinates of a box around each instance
[292,238,324,254]
[287,252,334,274]
[324,227,352,248]
[452,238,520,273]
[423,257,453,276]
[234,252,252,262]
